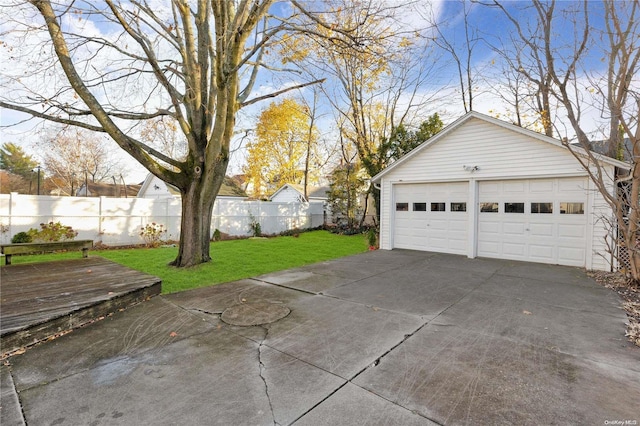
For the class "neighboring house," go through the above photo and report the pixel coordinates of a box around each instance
[270,183,331,224]
[371,111,630,271]
[75,182,141,197]
[588,138,633,162]
[137,173,248,199]
[269,183,330,203]
[137,174,179,199]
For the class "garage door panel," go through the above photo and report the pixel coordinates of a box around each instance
[393,182,468,255]
[530,180,554,192]
[503,242,526,256]
[504,181,525,193]
[478,178,588,267]
[448,227,468,238]
[529,245,554,260]
[558,179,585,192]
[478,241,499,255]
[481,182,499,194]
[503,222,526,235]
[558,247,585,263]
[479,221,500,234]
[429,237,449,250]
[558,224,585,238]
[529,223,554,236]
[429,219,448,231]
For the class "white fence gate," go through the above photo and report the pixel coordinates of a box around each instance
[0,193,324,246]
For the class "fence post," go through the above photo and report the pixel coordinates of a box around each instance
[99,196,105,239]
[9,192,17,237]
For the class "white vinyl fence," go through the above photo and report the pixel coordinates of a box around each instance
[0,193,325,246]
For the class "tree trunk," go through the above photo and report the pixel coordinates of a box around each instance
[372,184,381,224]
[172,184,213,267]
[171,160,228,267]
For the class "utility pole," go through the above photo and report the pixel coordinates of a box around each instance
[120,175,128,198]
[112,175,118,197]
[35,166,41,195]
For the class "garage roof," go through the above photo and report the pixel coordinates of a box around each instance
[371,111,631,183]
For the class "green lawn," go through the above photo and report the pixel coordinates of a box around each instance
[4,231,369,294]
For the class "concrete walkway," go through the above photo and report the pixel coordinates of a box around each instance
[2,250,639,425]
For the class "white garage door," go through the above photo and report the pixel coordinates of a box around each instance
[393,182,468,254]
[478,178,588,266]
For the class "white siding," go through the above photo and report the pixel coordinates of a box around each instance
[588,173,616,271]
[379,177,393,250]
[382,118,586,183]
[138,175,175,199]
[271,186,305,203]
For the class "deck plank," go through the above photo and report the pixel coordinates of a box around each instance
[1,257,161,354]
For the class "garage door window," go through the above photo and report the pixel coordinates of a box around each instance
[560,202,584,214]
[451,202,466,212]
[504,202,525,213]
[396,202,409,211]
[531,202,553,213]
[413,202,427,211]
[480,202,499,212]
[431,202,446,212]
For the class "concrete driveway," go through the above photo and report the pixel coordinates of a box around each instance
[2,250,639,425]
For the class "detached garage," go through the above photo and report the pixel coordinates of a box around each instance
[371,112,630,271]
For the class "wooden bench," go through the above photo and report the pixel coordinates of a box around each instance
[1,240,94,265]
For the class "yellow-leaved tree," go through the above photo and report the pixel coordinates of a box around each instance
[245,98,319,199]
[278,0,438,223]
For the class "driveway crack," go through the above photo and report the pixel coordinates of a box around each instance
[257,325,278,426]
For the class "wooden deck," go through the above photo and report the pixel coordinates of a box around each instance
[1,257,161,355]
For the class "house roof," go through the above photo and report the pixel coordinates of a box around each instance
[308,185,330,199]
[588,138,633,162]
[270,183,329,201]
[220,176,248,197]
[77,182,142,197]
[138,173,248,197]
[136,174,176,197]
[371,111,631,183]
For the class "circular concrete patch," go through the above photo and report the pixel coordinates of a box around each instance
[221,302,290,326]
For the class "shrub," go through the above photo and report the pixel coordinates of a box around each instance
[27,221,78,242]
[140,222,167,248]
[212,228,222,242]
[279,228,302,237]
[11,232,32,244]
[250,221,262,237]
[248,214,262,237]
[366,228,378,249]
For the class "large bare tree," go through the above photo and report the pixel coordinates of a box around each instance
[0,0,358,266]
[492,0,639,282]
[425,0,480,113]
[40,126,125,195]
[483,0,559,137]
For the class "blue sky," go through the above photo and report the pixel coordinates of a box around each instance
[0,0,628,183]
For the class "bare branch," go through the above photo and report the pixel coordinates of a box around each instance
[241,78,325,107]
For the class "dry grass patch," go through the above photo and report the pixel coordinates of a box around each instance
[588,270,640,347]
